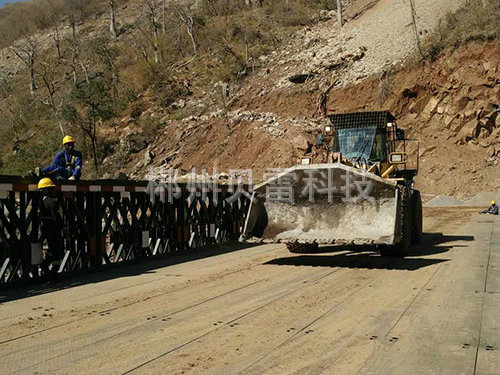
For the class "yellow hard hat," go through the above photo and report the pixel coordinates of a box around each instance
[492,201,496,205]
[38,178,55,189]
[62,135,75,145]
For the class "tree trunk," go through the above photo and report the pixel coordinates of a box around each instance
[187,27,197,55]
[78,58,90,83]
[153,8,160,63]
[70,14,76,39]
[162,0,166,34]
[59,122,65,137]
[91,136,99,171]
[408,0,423,57]
[90,115,99,172]
[52,26,62,59]
[337,0,343,27]
[110,0,118,37]
[55,39,61,59]
[153,30,160,63]
[29,52,36,93]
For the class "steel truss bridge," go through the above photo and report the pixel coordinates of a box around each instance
[0,176,250,287]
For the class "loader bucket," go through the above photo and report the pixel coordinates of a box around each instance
[243,164,399,246]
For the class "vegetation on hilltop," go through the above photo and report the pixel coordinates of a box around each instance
[0,0,497,178]
[0,0,338,176]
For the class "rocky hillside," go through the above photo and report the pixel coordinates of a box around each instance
[109,0,499,199]
[0,0,498,199]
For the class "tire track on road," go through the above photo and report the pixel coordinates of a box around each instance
[0,246,283,345]
[120,267,344,375]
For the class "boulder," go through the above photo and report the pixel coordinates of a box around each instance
[483,112,497,132]
[457,119,480,142]
[144,150,155,166]
[411,94,432,115]
[444,115,454,128]
[421,96,441,120]
[478,127,490,140]
[292,135,311,152]
[122,132,148,153]
[450,118,463,133]
[447,96,469,114]
[420,146,437,158]
[171,99,186,109]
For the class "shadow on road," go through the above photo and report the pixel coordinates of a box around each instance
[264,231,475,271]
[0,241,259,303]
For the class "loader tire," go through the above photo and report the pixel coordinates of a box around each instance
[286,242,319,254]
[379,185,411,257]
[411,190,422,244]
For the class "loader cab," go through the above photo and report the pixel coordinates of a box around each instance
[328,111,419,178]
[332,126,388,163]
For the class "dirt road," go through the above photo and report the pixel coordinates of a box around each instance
[0,207,498,374]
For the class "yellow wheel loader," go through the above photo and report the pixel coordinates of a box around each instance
[242,111,422,257]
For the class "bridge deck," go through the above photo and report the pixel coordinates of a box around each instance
[0,208,498,375]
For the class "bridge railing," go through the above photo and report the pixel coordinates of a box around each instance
[0,175,250,286]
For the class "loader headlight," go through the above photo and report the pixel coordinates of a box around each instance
[389,152,406,164]
[300,157,312,165]
[324,126,332,132]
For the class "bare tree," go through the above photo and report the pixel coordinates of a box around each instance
[407,0,423,57]
[5,102,36,153]
[45,0,64,58]
[11,38,38,93]
[143,0,161,63]
[109,0,118,37]
[36,55,61,116]
[65,39,90,86]
[65,0,87,40]
[52,23,63,59]
[65,1,78,39]
[337,0,343,27]
[130,30,150,61]
[176,6,197,55]
[162,0,167,34]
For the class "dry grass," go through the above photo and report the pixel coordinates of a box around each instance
[422,0,500,61]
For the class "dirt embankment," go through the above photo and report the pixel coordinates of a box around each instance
[102,0,498,198]
[118,40,498,198]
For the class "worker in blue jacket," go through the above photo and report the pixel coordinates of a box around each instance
[42,135,83,180]
[481,201,499,215]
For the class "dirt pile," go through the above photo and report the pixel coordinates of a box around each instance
[426,192,500,207]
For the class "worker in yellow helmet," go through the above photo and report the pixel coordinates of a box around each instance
[38,177,63,272]
[481,200,499,215]
[41,135,83,180]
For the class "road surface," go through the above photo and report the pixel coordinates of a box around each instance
[0,207,498,374]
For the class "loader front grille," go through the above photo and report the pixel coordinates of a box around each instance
[328,111,396,130]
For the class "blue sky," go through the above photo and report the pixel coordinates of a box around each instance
[0,0,28,8]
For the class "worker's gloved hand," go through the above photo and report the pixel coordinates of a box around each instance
[68,176,76,181]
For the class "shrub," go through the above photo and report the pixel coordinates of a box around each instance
[422,0,500,60]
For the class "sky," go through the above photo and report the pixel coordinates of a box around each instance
[0,0,29,8]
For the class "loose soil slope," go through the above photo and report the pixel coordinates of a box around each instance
[120,0,498,199]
